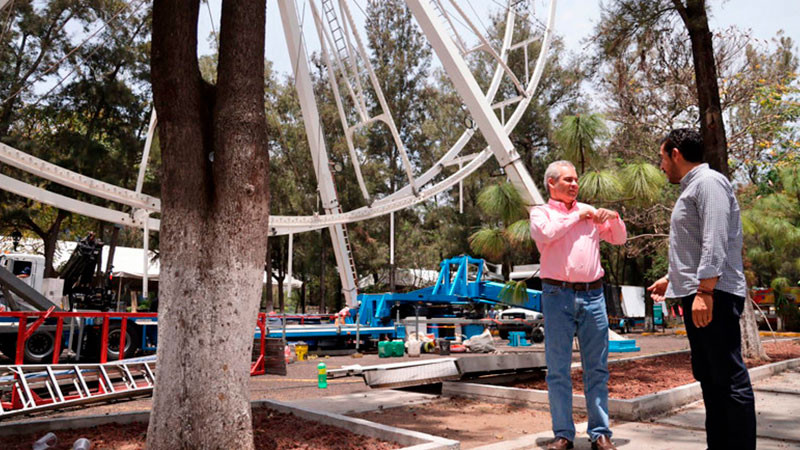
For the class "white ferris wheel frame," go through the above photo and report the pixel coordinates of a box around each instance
[0,0,558,304]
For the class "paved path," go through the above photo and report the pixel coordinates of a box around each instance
[295,366,800,449]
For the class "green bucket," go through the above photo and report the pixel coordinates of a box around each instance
[378,341,391,358]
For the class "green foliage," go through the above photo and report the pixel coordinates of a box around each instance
[499,280,529,305]
[621,163,666,206]
[554,114,608,174]
[579,170,623,202]
[742,165,800,288]
[468,227,506,262]
[476,182,528,225]
[505,219,533,249]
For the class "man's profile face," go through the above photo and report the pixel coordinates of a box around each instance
[659,143,681,184]
[548,165,579,204]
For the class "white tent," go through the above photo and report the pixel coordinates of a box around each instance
[1,236,301,288]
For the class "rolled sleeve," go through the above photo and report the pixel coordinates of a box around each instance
[599,216,627,245]
[529,206,581,244]
[695,178,730,280]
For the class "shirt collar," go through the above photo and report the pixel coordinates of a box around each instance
[680,163,709,191]
[547,198,577,212]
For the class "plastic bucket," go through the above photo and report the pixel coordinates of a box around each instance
[391,340,405,357]
[407,339,421,357]
[295,343,308,361]
[378,341,390,358]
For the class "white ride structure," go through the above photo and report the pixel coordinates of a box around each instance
[0,0,557,305]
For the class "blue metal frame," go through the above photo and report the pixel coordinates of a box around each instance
[356,255,541,328]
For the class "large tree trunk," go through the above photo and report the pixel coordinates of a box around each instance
[264,237,274,313]
[147,2,269,449]
[25,209,68,278]
[300,271,306,314]
[741,289,769,360]
[673,0,728,177]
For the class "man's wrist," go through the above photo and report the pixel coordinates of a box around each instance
[696,287,714,295]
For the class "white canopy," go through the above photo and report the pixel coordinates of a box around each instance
[1,236,301,288]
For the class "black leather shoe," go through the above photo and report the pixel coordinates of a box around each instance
[591,435,617,450]
[546,437,574,450]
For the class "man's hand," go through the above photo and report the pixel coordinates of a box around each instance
[692,292,713,328]
[647,276,668,303]
[593,208,619,224]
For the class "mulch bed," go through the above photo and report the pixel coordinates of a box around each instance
[513,340,800,399]
[4,408,400,450]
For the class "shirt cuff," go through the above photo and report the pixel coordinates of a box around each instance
[697,265,722,281]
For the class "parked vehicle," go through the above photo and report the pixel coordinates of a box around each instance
[496,307,544,342]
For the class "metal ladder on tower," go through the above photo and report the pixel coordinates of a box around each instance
[0,359,156,420]
[430,0,467,54]
[333,204,358,289]
[320,0,366,112]
[321,0,350,67]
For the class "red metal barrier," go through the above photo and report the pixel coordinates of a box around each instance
[1,310,269,375]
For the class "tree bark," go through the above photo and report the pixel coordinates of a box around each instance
[741,289,769,360]
[300,272,307,314]
[25,209,68,278]
[320,241,327,314]
[264,237,273,313]
[147,1,269,449]
[673,0,728,177]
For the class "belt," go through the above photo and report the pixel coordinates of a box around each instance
[542,278,603,291]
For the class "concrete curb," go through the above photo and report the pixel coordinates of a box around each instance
[0,400,460,449]
[255,399,459,450]
[444,357,800,421]
[0,409,150,437]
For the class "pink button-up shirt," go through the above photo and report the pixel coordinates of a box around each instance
[529,199,627,283]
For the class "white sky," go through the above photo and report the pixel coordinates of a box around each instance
[198,0,800,78]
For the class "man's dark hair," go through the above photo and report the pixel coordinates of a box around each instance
[661,129,703,163]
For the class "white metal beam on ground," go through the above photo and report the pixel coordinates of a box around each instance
[278,0,358,305]
[406,0,546,206]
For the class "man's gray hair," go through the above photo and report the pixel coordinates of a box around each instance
[544,160,576,194]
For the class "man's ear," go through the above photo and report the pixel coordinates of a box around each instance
[671,147,684,164]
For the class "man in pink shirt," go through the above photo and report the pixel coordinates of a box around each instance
[530,160,626,450]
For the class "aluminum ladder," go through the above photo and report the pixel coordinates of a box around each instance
[0,358,156,420]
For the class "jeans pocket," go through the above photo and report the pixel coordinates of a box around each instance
[586,287,605,302]
[542,284,560,296]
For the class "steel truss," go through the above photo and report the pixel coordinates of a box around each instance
[0,0,557,305]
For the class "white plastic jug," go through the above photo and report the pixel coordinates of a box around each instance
[406,339,421,357]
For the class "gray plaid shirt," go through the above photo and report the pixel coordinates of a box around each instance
[665,164,747,298]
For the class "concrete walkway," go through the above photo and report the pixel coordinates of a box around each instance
[297,367,800,449]
[477,366,800,449]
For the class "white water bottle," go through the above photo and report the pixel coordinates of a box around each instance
[72,438,92,450]
[32,432,58,450]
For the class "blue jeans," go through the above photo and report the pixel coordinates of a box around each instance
[542,283,611,442]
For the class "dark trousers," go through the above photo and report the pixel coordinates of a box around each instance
[682,290,756,450]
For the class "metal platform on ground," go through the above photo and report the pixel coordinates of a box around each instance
[328,352,548,388]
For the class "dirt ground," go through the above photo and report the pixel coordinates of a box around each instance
[0,330,692,422]
[351,396,585,449]
[0,331,760,449]
[4,408,400,450]
[513,339,800,399]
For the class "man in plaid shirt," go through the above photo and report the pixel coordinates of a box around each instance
[648,129,755,450]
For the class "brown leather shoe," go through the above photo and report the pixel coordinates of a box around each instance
[546,437,574,450]
[591,435,617,450]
